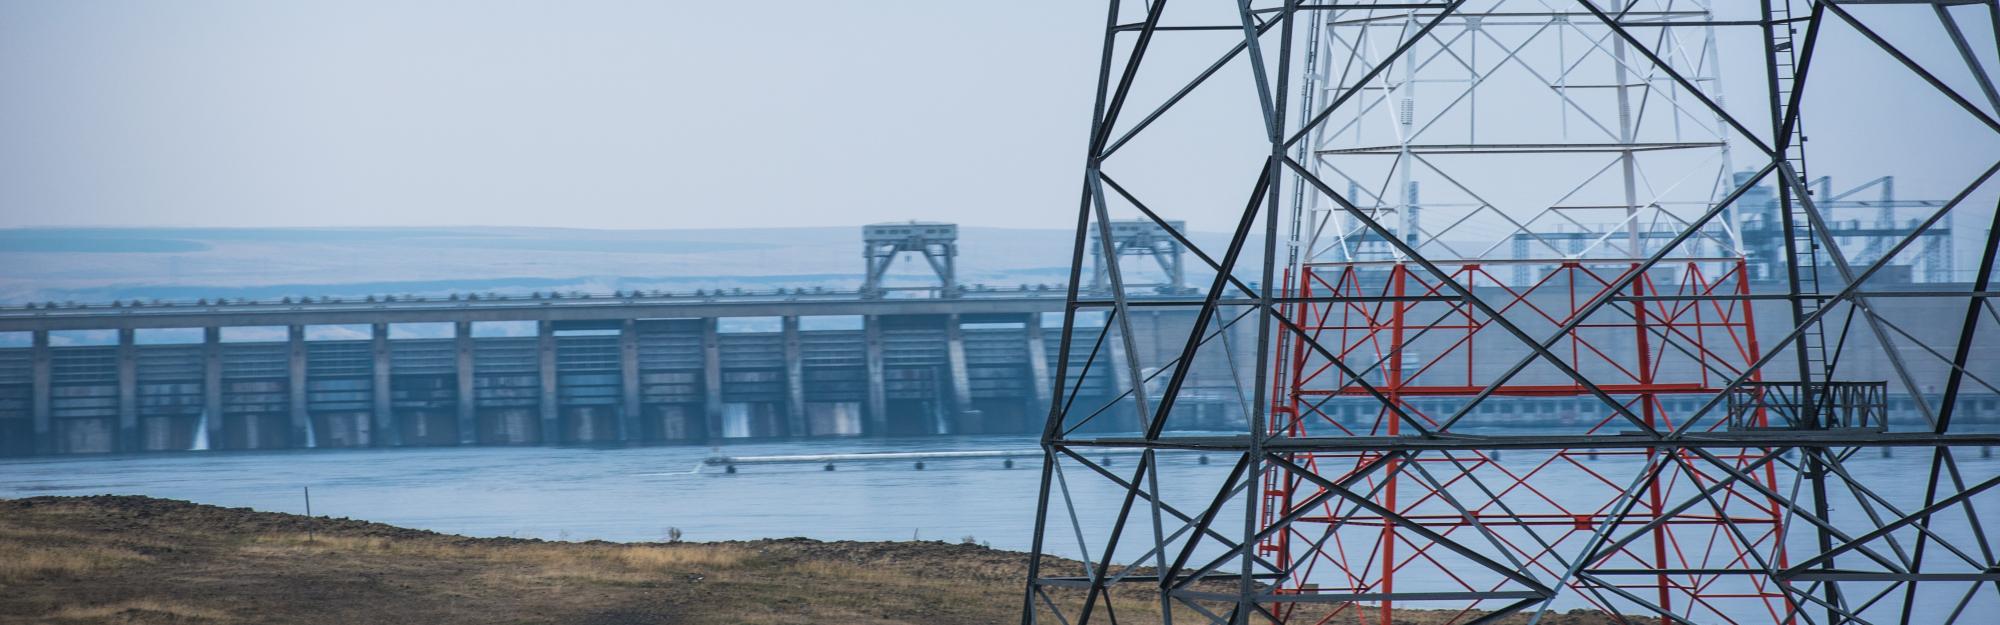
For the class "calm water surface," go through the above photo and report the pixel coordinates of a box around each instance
[0,436,1073,547]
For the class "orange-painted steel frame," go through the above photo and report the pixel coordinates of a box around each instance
[1261,259,1794,625]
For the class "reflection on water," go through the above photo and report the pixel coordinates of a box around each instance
[2,435,1995,623]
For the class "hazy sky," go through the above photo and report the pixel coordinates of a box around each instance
[1,2,1994,235]
[0,1,1104,230]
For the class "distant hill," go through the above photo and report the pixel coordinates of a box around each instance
[0,226,1247,305]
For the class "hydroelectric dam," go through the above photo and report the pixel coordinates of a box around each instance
[3,219,1997,457]
[0,222,1256,455]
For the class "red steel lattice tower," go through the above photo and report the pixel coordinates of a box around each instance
[1262,259,1792,625]
[1255,3,1802,619]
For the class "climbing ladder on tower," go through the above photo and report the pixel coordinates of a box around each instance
[1771,0,1833,395]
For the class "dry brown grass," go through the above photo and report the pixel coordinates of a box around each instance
[489,542,751,585]
[243,532,751,586]
[243,532,404,554]
[0,542,152,583]
[46,598,232,623]
[0,497,1625,625]
[0,519,171,590]
[607,543,747,569]
[790,558,908,586]
[0,520,103,543]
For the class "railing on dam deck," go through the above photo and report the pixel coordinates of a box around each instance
[0,284,1101,332]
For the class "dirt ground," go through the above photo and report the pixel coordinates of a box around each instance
[0,496,1618,624]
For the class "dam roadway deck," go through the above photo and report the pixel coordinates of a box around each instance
[0,289,1069,332]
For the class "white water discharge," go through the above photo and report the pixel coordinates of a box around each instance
[188,411,210,451]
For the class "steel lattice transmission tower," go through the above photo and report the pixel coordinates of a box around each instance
[1024,2,2000,625]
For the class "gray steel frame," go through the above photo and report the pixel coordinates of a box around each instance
[862,224,960,298]
[1024,2,2000,624]
[1091,218,1193,295]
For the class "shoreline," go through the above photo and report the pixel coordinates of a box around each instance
[1,496,1619,624]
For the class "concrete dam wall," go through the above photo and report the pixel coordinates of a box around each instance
[3,282,1996,456]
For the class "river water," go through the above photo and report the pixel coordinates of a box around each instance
[3,435,1995,623]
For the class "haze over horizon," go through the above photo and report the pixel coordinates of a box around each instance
[4,2,1994,236]
[0,1,1104,232]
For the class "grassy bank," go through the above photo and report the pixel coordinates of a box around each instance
[0,496,1615,624]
